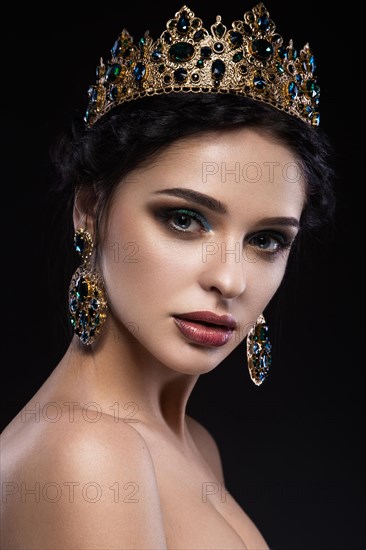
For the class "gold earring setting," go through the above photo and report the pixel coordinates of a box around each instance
[68,228,107,345]
[246,314,272,386]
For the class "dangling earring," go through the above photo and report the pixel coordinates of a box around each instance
[68,228,107,345]
[246,314,272,386]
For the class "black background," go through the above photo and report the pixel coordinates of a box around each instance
[2,2,362,549]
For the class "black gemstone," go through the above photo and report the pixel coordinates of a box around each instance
[251,39,273,59]
[211,59,225,81]
[177,11,190,34]
[122,48,132,59]
[214,23,225,38]
[200,46,212,59]
[163,74,171,83]
[193,29,204,41]
[278,46,287,59]
[163,31,172,44]
[229,31,243,48]
[243,23,252,35]
[169,42,195,62]
[174,67,188,82]
[76,277,88,302]
[191,73,200,82]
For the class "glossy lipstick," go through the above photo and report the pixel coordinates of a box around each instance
[172,311,236,347]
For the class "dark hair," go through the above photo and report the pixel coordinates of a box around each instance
[48,92,335,346]
[51,92,335,249]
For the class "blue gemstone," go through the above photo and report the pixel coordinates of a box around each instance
[254,75,266,89]
[133,62,146,82]
[177,12,190,34]
[91,298,99,310]
[229,31,243,48]
[288,81,298,99]
[70,299,78,312]
[278,46,287,59]
[151,49,162,61]
[193,29,204,41]
[258,15,270,31]
[111,39,122,57]
[81,331,89,343]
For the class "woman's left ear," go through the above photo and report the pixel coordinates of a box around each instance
[72,185,97,234]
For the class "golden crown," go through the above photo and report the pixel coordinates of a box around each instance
[84,3,320,127]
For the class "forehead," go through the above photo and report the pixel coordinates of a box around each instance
[122,127,306,214]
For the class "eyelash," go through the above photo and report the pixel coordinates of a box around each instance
[155,207,294,256]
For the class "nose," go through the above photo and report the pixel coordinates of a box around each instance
[199,239,247,299]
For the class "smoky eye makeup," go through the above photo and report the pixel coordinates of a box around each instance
[153,206,212,234]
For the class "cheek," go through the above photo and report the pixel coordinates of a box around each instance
[98,216,201,310]
[246,253,289,311]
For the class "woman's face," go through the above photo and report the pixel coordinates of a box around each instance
[98,127,305,375]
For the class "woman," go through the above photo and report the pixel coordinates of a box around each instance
[1,3,335,549]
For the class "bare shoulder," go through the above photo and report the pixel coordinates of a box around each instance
[1,406,167,549]
[186,414,224,483]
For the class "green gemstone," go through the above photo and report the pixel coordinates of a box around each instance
[169,42,195,62]
[233,52,243,63]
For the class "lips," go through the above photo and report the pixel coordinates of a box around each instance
[172,311,236,347]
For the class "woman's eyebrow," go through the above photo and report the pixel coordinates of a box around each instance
[255,217,300,229]
[153,187,228,215]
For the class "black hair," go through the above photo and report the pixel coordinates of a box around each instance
[48,91,335,348]
[51,92,335,248]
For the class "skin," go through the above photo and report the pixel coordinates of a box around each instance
[1,127,305,549]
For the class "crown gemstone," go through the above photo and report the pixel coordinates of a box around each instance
[288,81,298,99]
[254,75,266,89]
[163,31,172,44]
[212,59,225,80]
[177,12,190,34]
[201,46,212,59]
[169,42,194,62]
[233,52,244,62]
[152,49,162,61]
[174,67,188,82]
[214,23,225,38]
[84,4,321,127]
[214,42,224,53]
[229,31,243,48]
[105,64,122,82]
[133,62,146,81]
[251,39,273,59]
[258,15,270,31]
[193,29,204,41]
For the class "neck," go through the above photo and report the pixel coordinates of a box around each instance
[60,316,200,443]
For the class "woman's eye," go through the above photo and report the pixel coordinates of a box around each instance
[249,232,291,254]
[157,208,211,234]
